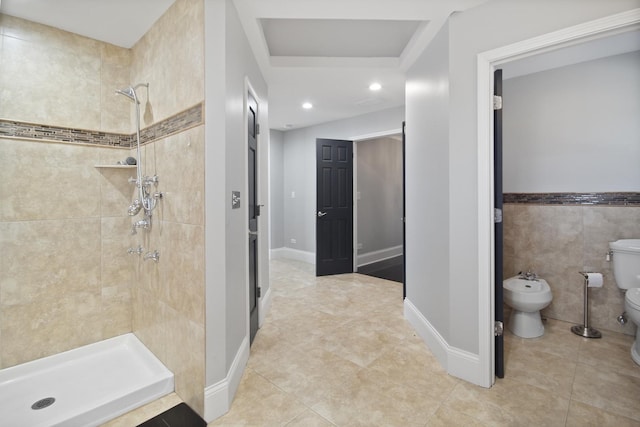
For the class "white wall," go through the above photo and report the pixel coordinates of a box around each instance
[282,107,405,257]
[356,137,403,258]
[405,18,451,357]
[269,129,285,249]
[503,50,640,193]
[204,0,269,419]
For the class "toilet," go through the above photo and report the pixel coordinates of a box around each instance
[503,272,553,338]
[609,239,640,365]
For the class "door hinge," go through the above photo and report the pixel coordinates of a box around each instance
[257,287,262,298]
[493,95,502,110]
[256,204,264,216]
[256,123,260,135]
[494,320,504,336]
[494,208,503,223]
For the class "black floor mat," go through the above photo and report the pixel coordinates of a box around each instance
[358,256,404,283]
[137,403,206,427]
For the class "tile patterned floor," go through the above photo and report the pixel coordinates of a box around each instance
[111,258,640,426]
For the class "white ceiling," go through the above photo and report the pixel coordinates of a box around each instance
[234,0,491,130]
[0,0,175,48]
[2,0,636,131]
[0,0,489,131]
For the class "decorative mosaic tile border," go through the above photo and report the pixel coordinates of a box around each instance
[504,192,640,206]
[0,102,203,148]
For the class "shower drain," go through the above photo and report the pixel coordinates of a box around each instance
[31,397,55,410]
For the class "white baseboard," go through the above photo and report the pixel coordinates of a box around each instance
[404,299,449,366]
[203,336,250,422]
[258,286,272,328]
[404,298,486,388]
[357,245,403,267]
[270,247,315,264]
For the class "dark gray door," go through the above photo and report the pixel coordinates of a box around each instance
[402,121,406,298]
[494,69,504,378]
[248,92,259,344]
[316,138,353,276]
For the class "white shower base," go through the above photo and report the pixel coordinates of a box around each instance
[0,333,174,427]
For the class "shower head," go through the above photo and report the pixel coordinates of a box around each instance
[115,83,148,104]
[128,199,142,216]
[115,86,139,104]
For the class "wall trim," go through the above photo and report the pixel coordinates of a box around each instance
[203,336,250,423]
[504,192,640,206]
[258,286,272,328]
[404,299,448,366]
[0,102,203,148]
[357,245,403,267]
[477,8,640,388]
[404,299,483,386]
[269,247,316,264]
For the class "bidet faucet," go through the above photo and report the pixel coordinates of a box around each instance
[519,270,538,281]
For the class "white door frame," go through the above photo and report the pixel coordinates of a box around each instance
[476,9,640,387]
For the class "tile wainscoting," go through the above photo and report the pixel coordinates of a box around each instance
[503,193,640,336]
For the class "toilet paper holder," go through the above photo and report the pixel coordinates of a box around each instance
[571,272,602,338]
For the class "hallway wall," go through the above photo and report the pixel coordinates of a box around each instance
[204,0,270,420]
[269,129,285,250]
[356,136,403,262]
[279,107,404,261]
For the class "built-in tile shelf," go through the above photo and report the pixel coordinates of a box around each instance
[94,165,137,169]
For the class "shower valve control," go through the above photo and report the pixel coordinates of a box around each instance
[127,246,144,255]
[144,250,160,263]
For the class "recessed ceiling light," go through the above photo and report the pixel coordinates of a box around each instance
[369,82,382,91]
[302,102,313,109]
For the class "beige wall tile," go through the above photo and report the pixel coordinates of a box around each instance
[160,222,205,325]
[130,0,204,125]
[1,291,103,368]
[153,126,205,226]
[164,306,205,416]
[101,44,133,134]
[0,34,101,129]
[504,204,639,335]
[0,15,100,56]
[0,140,101,221]
[0,219,101,306]
[101,284,132,339]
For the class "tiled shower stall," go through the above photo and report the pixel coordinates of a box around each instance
[0,0,207,415]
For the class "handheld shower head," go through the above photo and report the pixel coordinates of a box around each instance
[115,86,139,104]
[115,83,149,104]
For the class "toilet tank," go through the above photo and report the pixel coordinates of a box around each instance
[609,239,640,290]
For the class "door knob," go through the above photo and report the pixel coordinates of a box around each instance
[317,211,327,217]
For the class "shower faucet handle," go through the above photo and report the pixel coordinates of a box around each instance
[144,250,160,263]
[127,246,144,255]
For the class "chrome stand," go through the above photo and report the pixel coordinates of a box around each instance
[571,272,602,338]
